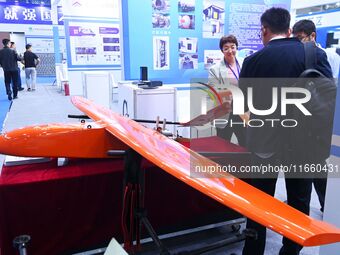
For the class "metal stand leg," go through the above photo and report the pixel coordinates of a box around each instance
[117,148,169,254]
[13,235,31,255]
[136,209,170,255]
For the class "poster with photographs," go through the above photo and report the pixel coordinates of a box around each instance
[152,13,170,29]
[204,50,223,69]
[179,54,198,69]
[179,37,198,54]
[178,0,195,13]
[178,14,195,29]
[153,36,170,70]
[202,0,225,38]
[152,0,170,29]
[179,37,198,70]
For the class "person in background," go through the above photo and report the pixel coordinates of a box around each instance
[239,8,332,255]
[10,42,24,91]
[0,38,21,100]
[293,19,340,79]
[23,44,40,91]
[208,35,246,146]
[292,19,338,213]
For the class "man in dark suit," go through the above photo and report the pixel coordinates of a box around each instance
[10,42,24,91]
[239,7,332,255]
[0,39,22,100]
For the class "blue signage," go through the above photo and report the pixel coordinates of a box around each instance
[0,4,63,25]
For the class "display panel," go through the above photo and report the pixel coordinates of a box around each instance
[65,20,121,68]
[123,0,291,84]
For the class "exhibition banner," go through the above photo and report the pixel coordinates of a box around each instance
[0,4,63,25]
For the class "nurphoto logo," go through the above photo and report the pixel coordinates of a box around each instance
[213,84,312,128]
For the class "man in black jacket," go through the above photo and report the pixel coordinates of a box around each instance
[239,7,332,255]
[0,38,22,100]
[292,19,338,213]
[10,41,24,91]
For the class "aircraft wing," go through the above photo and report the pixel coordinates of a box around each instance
[181,101,249,127]
[181,101,231,126]
[71,96,340,247]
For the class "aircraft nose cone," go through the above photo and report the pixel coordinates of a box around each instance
[0,134,7,151]
[0,134,12,155]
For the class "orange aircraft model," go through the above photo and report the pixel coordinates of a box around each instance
[1,96,340,251]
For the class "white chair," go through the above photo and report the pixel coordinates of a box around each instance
[55,63,69,92]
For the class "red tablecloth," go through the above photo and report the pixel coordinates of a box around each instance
[0,137,246,255]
